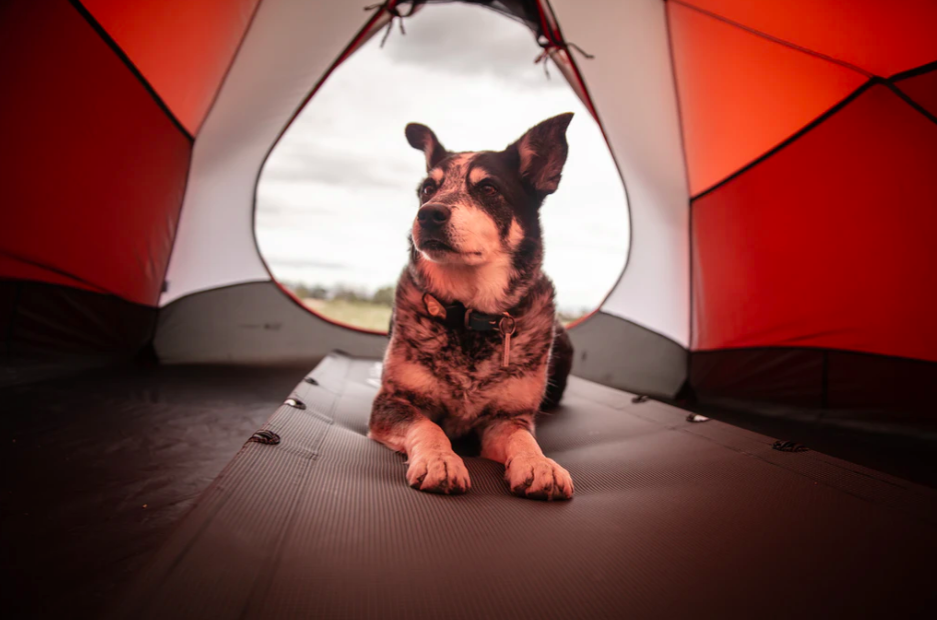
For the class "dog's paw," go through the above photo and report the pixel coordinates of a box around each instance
[505,453,574,501]
[406,450,471,495]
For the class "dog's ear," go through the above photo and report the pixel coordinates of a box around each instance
[510,113,573,196]
[405,123,449,171]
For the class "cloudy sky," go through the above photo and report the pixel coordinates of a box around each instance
[256,3,629,314]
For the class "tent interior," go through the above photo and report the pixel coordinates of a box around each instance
[3,1,937,618]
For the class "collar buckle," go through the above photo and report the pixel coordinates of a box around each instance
[422,292,447,319]
[423,293,511,333]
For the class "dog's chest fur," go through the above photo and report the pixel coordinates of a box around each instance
[383,270,557,437]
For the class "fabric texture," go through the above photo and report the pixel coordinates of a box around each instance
[112,354,937,619]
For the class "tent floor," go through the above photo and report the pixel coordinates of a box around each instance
[112,354,937,619]
[4,356,937,619]
[2,363,309,620]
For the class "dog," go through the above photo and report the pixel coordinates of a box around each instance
[368,113,576,501]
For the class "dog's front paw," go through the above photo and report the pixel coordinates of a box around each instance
[407,450,471,495]
[505,453,574,501]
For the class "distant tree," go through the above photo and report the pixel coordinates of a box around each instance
[332,285,365,303]
[372,285,396,306]
[293,283,310,299]
[309,285,329,300]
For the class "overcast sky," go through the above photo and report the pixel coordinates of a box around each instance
[256,3,629,314]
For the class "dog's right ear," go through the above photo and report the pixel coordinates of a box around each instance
[405,123,449,171]
[510,113,573,196]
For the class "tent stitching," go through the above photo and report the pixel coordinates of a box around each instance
[668,0,874,79]
[692,344,937,367]
[247,7,392,336]
[67,0,193,142]
[662,0,695,363]
[191,0,267,140]
[690,79,875,202]
[886,82,937,127]
[541,0,636,327]
[1,250,117,298]
[890,60,937,82]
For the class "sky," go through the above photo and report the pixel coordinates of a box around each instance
[255,3,629,314]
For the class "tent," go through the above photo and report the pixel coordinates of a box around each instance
[5,0,937,414]
[3,1,937,619]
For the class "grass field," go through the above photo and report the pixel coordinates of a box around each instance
[303,299,392,332]
[301,297,586,332]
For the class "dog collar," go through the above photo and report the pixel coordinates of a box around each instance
[422,293,514,333]
[422,293,517,368]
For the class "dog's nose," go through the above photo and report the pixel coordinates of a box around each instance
[417,204,451,229]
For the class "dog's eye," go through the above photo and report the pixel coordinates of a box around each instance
[421,184,436,198]
[478,182,499,197]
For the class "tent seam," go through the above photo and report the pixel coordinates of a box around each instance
[886,82,937,127]
[690,79,876,201]
[669,0,874,79]
[154,0,266,308]
[0,250,118,298]
[192,0,267,140]
[890,60,937,82]
[248,6,392,337]
[541,0,636,326]
[580,310,687,351]
[662,0,696,367]
[693,344,937,367]
[68,0,193,142]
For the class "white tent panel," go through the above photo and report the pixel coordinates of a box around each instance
[163,0,688,351]
[161,0,381,306]
[551,0,690,346]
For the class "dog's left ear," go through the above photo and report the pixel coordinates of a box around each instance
[510,112,573,196]
[405,123,449,171]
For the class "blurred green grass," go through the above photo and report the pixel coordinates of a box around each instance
[303,299,392,332]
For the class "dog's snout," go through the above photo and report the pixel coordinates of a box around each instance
[418,204,451,230]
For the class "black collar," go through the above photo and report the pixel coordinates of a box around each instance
[422,293,515,333]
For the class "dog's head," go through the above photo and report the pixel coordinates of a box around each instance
[405,113,573,269]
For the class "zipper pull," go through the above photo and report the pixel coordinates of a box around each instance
[499,314,516,368]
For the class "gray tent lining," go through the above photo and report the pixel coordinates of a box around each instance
[112,353,937,619]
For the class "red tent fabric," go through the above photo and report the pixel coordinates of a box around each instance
[1,0,935,420]
[0,0,191,306]
[83,0,261,135]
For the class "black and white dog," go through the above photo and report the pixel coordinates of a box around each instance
[368,113,576,501]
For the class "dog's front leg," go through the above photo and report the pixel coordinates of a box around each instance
[480,417,574,501]
[369,391,470,495]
